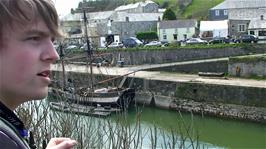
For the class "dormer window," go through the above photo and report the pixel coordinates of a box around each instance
[224,10,228,15]
[215,10,220,16]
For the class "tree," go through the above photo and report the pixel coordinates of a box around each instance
[162,8,176,20]
[136,31,158,42]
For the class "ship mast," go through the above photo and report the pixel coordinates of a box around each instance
[59,43,66,90]
[82,9,94,90]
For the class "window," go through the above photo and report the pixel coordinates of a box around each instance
[162,29,166,34]
[163,35,167,40]
[215,10,220,16]
[125,17,129,22]
[259,31,266,36]
[175,28,178,34]
[173,34,177,40]
[238,24,246,32]
[186,28,190,33]
[224,10,228,15]
[183,34,187,40]
[249,31,255,35]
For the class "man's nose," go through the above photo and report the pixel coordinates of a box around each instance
[41,40,59,63]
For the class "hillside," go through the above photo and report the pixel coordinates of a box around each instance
[182,0,224,20]
[77,0,224,20]
[127,0,224,19]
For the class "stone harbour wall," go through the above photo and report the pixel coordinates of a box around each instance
[51,71,266,123]
[229,61,266,77]
[133,79,266,123]
[148,60,228,73]
[110,45,266,65]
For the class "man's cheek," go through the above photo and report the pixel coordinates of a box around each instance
[12,54,33,82]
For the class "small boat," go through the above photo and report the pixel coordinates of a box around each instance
[198,72,225,77]
[49,87,135,109]
[49,101,122,117]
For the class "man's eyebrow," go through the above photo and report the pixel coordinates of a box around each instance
[24,29,51,37]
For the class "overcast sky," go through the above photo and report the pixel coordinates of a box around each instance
[52,0,82,17]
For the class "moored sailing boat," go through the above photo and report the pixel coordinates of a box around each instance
[49,10,135,114]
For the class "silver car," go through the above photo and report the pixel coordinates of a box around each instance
[186,38,208,45]
[107,42,124,48]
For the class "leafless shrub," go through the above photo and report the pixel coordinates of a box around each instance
[16,100,201,149]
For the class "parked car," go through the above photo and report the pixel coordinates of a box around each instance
[122,37,143,48]
[185,38,208,45]
[209,37,231,44]
[234,34,259,43]
[144,41,162,47]
[107,42,124,48]
[80,43,95,51]
[65,45,78,50]
[53,44,59,50]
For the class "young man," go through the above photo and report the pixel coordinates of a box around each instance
[0,0,76,148]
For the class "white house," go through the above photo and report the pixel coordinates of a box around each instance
[248,16,266,40]
[157,19,197,43]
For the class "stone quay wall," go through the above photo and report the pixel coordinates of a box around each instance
[129,78,265,123]
[148,60,228,73]
[109,45,265,65]
[228,55,266,77]
[51,71,266,123]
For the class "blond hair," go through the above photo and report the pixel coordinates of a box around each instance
[0,0,62,46]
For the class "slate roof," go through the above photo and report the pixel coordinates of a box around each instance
[61,10,163,23]
[61,11,114,21]
[115,0,156,11]
[249,19,266,29]
[87,11,114,20]
[113,12,163,22]
[61,13,82,21]
[159,20,197,29]
[211,0,266,10]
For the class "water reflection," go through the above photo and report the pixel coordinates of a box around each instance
[123,106,265,149]
[42,99,265,149]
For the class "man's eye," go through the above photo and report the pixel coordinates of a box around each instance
[27,36,41,41]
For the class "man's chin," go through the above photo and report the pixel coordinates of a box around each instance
[32,90,49,100]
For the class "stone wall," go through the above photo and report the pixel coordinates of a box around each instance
[51,71,266,108]
[175,82,266,108]
[110,45,266,65]
[228,20,250,38]
[148,60,228,73]
[70,45,266,66]
[50,70,266,123]
[228,57,266,77]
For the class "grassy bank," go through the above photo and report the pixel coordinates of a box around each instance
[182,0,224,19]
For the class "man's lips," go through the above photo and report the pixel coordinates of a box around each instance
[37,70,50,77]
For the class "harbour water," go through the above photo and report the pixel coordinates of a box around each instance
[42,98,265,149]
[123,106,265,149]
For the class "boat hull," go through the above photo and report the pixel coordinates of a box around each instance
[49,87,135,109]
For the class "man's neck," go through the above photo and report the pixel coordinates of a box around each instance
[0,98,17,111]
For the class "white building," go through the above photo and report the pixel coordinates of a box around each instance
[200,20,228,38]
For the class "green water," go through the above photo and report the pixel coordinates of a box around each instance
[45,97,265,149]
[120,106,266,149]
